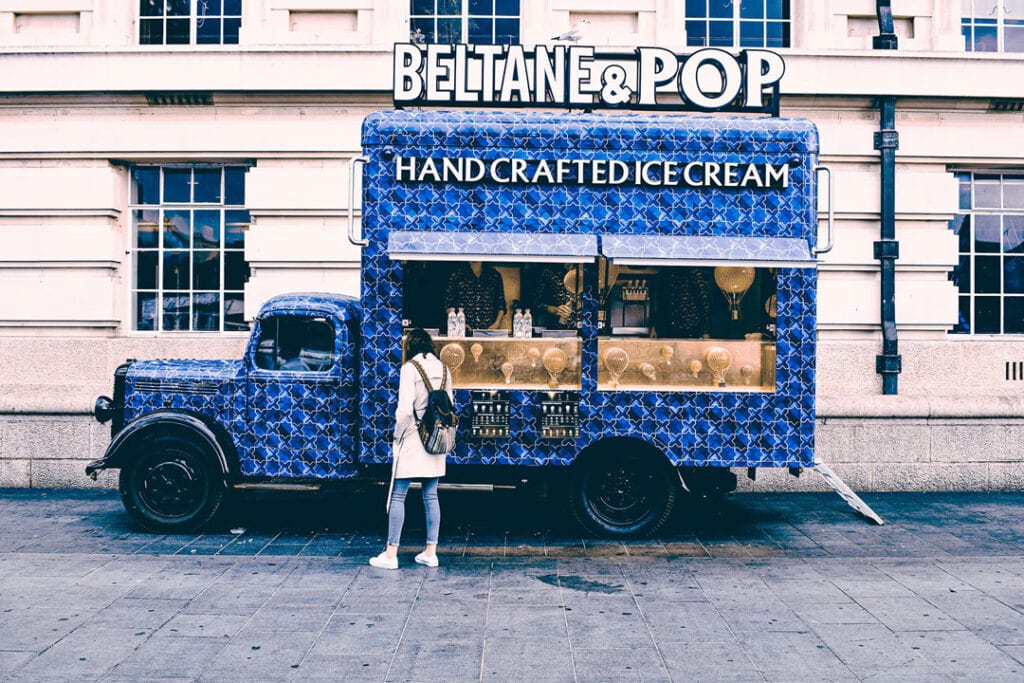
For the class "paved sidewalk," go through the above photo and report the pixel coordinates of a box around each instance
[2,488,1024,681]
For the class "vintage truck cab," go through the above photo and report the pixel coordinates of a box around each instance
[88,293,364,532]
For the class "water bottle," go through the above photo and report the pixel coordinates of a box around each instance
[447,307,457,337]
[523,308,532,337]
[456,307,466,337]
[513,309,523,338]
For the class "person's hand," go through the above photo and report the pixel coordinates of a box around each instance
[549,303,573,323]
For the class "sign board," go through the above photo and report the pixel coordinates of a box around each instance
[393,44,785,115]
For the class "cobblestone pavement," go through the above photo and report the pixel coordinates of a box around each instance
[2,488,1024,681]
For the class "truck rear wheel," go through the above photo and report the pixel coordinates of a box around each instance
[569,443,677,538]
[119,433,224,533]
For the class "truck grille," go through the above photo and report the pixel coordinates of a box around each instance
[133,379,220,396]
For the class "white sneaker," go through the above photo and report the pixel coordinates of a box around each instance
[414,551,439,568]
[369,552,398,570]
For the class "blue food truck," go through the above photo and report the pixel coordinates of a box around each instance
[89,50,872,535]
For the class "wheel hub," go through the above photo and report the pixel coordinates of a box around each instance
[140,459,203,518]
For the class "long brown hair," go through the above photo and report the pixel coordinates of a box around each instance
[404,328,435,360]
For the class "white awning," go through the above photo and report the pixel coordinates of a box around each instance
[387,231,598,263]
[600,234,816,268]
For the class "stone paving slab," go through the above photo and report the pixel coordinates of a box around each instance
[1,489,1024,680]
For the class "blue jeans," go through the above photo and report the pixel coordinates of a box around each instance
[387,478,440,547]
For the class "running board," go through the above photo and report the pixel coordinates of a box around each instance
[233,482,322,492]
[814,462,884,525]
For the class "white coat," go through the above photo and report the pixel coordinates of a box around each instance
[392,352,452,480]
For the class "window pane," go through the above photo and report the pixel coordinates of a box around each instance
[224,0,241,13]
[975,296,1000,333]
[167,0,190,16]
[950,254,971,290]
[975,214,1001,252]
[740,0,765,19]
[958,175,972,209]
[437,0,461,15]
[953,295,970,333]
[1004,214,1024,254]
[223,17,240,43]
[136,292,157,331]
[411,0,434,15]
[1005,297,1024,333]
[975,255,1001,293]
[193,293,220,331]
[495,0,519,17]
[765,21,786,47]
[197,18,222,44]
[193,210,221,248]
[708,20,733,46]
[950,214,969,252]
[411,17,435,42]
[193,168,221,203]
[136,209,160,248]
[1005,178,1024,209]
[166,18,190,44]
[193,251,220,289]
[224,251,249,290]
[469,17,492,43]
[709,0,733,18]
[205,0,223,13]
[141,0,163,18]
[132,168,160,205]
[739,20,764,46]
[163,210,191,248]
[1006,257,1024,294]
[139,18,163,44]
[163,294,190,331]
[470,0,493,13]
[224,293,247,331]
[975,179,1000,208]
[437,18,461,42]
[224,167,245,205]
[686,0,707,18]
[766,0,785,19]
[163,251,191,290]
[974,24,998,51]
[494,18,518,44]
[164,169,191,203]
[686,20,708,46]
[136,251,159,290]
[225,210,249,248]
[963,24,974,50]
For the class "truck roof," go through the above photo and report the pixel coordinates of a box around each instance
[362,109,818,154]
[257,292,360,322]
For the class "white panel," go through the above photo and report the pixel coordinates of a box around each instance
[0,270,115,323]
[0,217,120,263]
[245,161,352,211]
[819,272,879,326]
[246,216,361,262]
[244,267,360,320]
[0,165,121,211]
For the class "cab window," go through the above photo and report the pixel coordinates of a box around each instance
[255,315,335,372]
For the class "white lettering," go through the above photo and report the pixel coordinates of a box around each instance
[452,45,478,103]
[567,46,596,106]
[490,158,511,183]
[533,159,554,183]
[741,163,764,188]
[510,158,529,183]
[724,162,740,187]
[466,158,486,182]
[743,50,786,108]
[678,48,742,110]
[499,45,532,102]
[534,46,566,104]
[609,160,629,184]
[705,162,722,187]
[393,45,424,103]
[418,158,440,182]
[475,45,503,103]
[683,161,703,186]
[395,156,417,181]
[636,47,677,106]
[765,163,789,188]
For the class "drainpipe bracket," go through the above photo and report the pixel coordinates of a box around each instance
[873,130,900,150]
[875,354,902,375]
[873,239,900,260]
[872,35,898,50]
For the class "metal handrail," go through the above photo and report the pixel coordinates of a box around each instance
[813,165,834,255]
[347,155,369,247]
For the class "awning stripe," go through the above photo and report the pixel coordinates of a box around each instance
[387,231,598,263]
[601,234,816,268]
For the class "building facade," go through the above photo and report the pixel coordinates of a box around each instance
[0,0,1022,491]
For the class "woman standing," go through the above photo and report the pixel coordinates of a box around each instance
[369,328,451,569]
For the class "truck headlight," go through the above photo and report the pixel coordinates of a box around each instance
[94,396,114,424]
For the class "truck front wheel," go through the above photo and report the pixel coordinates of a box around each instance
[569,445,677,538]
[119,433,224,533]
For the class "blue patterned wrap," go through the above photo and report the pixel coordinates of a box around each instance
[359,110,820,470]
[124,293,362,480]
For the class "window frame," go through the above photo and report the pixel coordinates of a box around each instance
[409,0,521,45]
[684,0,791,49]
[962,0,1024,53]
[138,0,243,46]
[129,164,251,334]
[950,170,1024,336]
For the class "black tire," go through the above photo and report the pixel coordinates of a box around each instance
[569,445,678,538]
[119,432,224,533]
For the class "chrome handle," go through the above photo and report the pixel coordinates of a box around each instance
[813,165,834,255]
[347,155,369,247]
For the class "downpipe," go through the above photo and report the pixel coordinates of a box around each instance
[874,1,902,394]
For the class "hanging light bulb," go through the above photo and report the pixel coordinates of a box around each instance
[714,266,755,320]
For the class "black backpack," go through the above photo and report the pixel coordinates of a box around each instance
[409,359,458,455]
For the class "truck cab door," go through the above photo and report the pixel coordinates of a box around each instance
[244,313,353,478]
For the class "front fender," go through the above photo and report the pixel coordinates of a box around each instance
[85,410,234,482]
